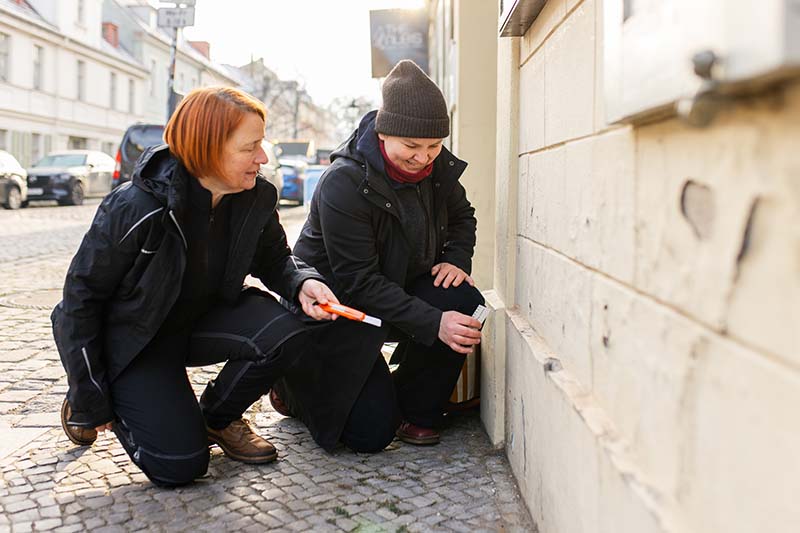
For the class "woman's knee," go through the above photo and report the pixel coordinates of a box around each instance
[140,449,210,487]
[436,283,485,316]
[114,420,209,487]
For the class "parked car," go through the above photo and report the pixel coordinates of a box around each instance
[26,150,116,206]
[260,140,284,197]
[279,159,308,205]
[113,123,164,189]
[302,165,328,208]
[315,148,333,165]
[0,150,27,210]
[275,140,315,163]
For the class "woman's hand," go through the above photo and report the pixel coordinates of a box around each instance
[298,279,340,321]
[438,311,482,354]
[94,422,113,433]
[431,262,474,289]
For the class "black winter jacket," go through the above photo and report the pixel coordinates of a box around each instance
[280,113,476,450]
[294,111,476,345]
[52,146,322,428]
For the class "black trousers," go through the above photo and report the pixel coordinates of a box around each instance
[338,276,484,453]
[110,290,313,487]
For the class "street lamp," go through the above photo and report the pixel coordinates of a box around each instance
[157,1,196,120]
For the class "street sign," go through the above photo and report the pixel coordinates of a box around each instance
[369,9,429,78]
[157,7,195,28]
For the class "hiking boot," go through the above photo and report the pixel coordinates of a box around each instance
[268,388,294,417]
[396,421,440,445]
[60,398,97,446]
[207,418,277,464]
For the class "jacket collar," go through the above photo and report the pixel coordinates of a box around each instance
[131,145,190,215]
[132,144,277,235]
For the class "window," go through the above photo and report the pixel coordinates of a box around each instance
[77,0,85,25]
[150,60,157,95]
[101,141,115,156]
[67,137,87,150]
[33,45,43,90]
[31,133,42,164]
[110,72,117,109]
[0,33,9,82]
[128,78,135,113]
[0,129,7,150]
[77,60,85,101]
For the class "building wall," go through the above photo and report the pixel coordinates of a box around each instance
[429,0,498,289]
[487,0,800,532]
[0,3,146,165]
[103,1,241,126]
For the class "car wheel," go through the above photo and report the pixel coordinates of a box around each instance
[64,181,83,205]
[3,186,22,210]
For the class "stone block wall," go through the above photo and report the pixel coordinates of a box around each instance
[488,0,800,531]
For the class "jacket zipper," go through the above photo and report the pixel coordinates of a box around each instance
[416,184,432,258]
[169,210,188,250]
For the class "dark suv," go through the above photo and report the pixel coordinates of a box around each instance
[113,123,164,189]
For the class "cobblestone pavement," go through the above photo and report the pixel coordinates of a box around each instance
[0,201,535,532]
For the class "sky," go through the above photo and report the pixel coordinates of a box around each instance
[177,0,427,108]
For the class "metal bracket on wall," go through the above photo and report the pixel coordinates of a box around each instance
[677,49,795,127]
[676,50,729,127]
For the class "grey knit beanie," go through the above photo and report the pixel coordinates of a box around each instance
[375,60,450,139]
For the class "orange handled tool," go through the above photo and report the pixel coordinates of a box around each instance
[316,303,382,327]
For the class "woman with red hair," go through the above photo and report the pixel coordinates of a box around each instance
[53,86,338,487]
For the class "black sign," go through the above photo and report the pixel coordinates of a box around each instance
[369,9,429,78]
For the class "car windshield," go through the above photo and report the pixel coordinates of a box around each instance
[33,154,87,167]
[124,126,164,161]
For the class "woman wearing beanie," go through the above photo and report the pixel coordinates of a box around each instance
[271,60,485,453]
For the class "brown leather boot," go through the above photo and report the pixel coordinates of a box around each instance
[60,398,98,446]
[396,421,440,445]
[207,418,277,464]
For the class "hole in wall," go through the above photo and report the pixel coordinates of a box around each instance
[680,180,715,240]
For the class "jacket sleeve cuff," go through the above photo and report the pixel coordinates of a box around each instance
[412,308,443,347]
[292,272,328,303]
[438,252,472,274]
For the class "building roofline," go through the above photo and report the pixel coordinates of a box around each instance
[0,2,148,75]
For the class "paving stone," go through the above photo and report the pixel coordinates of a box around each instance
[31,518,62,531]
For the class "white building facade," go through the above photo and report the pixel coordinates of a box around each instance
[429,1,800,532]
[0,0,147,166]
[102,0,240,125]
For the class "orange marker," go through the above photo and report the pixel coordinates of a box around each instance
[316,303,382,327]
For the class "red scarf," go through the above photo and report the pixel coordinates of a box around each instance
[379,140,433,184]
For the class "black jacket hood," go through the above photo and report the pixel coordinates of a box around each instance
[131,144,183,207]
[330,110,375,168]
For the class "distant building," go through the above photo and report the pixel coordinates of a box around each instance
[102,0,240,124]
[0,0,147,166]
[231,58,338,148]
[0,0,336,169]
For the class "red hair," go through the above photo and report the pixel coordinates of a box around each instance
[164,86,266,179]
